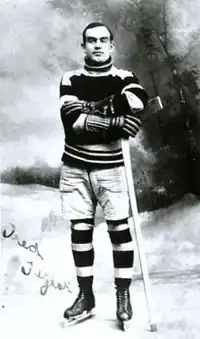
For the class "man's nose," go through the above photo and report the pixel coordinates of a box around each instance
[95,40,101,48]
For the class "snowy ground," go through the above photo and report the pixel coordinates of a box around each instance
[1,183,200,338]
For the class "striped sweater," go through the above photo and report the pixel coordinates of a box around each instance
[59,58,148,167]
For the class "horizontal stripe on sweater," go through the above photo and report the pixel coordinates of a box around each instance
[62,142,123,165]
[65,142,122,155]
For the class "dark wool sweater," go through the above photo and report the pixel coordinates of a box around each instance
[59,58,148,167]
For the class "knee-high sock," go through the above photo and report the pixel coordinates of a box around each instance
[107,219,134,288]
[71,218,94,291]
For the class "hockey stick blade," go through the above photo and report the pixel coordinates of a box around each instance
[148,96,163,111]
[143,96,163,120]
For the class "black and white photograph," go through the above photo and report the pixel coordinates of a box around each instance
[1,0,200,338]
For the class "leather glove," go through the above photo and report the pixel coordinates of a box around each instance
[61,93,132,120]
[60,98,113,122]
[82,96,114,116]
[85,113,141,138]
[83,93,132,117]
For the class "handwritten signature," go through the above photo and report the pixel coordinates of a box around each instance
[21,261,72,296]
[2,223,43,260]
[2,223,72,296]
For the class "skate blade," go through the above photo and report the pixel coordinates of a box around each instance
[118,319,131,331]
[60,311,94,328]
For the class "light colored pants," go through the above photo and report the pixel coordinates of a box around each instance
[59,164,130,221]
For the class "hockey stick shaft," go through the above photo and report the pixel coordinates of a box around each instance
[121,96,163,331]
[121,138,157,332]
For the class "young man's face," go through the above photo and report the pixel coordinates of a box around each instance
[82,26,115,63]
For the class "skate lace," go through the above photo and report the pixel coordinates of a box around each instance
[117,289,129,310]
[71,290,85,311]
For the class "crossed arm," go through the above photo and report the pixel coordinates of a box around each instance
[59,72,148,139]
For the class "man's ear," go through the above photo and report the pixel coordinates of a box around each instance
[81,42,86,55]
[110,40,115,52]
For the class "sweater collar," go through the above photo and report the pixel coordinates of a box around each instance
[84,56,113,73]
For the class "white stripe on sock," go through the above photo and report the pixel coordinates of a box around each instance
[72,243,93,251]
[107,224,129,232]
[112,241,133,251]
[114,268,133,279]
[71,223,93,230]
[76,266,93,277]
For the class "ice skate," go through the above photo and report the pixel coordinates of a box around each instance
[116,287,132,331]
[61,289,95,327]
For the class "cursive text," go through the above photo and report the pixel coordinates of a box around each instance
[2,223,43,260]
[21,261,71,296]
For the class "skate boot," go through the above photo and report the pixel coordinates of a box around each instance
[63,289,95,326]
[116,287,133,331]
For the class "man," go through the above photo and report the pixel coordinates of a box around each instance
[59,22,148,326]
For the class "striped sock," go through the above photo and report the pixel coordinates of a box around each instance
[107,219,134,288]
[71,218,94,291]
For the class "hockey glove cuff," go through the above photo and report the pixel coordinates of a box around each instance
[85,114,141,138]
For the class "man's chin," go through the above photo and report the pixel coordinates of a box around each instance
[91,56,107,63]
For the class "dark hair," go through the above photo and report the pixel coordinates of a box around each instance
[82,22,114,44]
